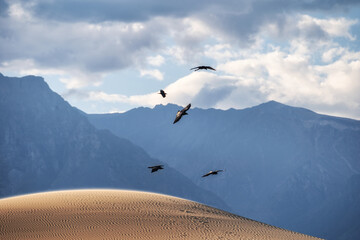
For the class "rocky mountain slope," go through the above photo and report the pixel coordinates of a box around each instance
[0,73,228,211]
[88,101,360,239]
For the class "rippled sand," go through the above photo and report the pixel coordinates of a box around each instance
[0,190,322,239]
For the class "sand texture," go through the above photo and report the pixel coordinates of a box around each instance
[0,190,322,239]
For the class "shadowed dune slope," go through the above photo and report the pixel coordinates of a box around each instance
[0,190,322,240]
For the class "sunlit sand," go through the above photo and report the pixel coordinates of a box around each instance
[0,189,322,239]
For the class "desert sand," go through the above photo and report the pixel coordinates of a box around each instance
[0,189,322,239]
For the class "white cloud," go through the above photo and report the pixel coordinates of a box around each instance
[147,55,165,67]
[261,14,358,43]
[1,1,359,119]
[102,36,360,118]
[8,2,32,20]
[88,91,128,102]
[0,5,170,87]
[89,72,238,110]
[216,47,360,118]
[322,47,345,63]
[59,73,103,89]
[84,90,169,109]
[204,44,240,62]
[140,69,164,81]
[0,59,103,89]
[164,17,215,64]
[305,16,358,40]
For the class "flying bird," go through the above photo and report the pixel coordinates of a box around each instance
[158,89,167,98]
[190,66,216,71]
[173,103,191,124]
[148,165,164,173]
[202,170,223,178]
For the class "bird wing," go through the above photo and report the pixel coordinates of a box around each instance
[208,67,216,71]
[173,111,182,124]
[149,165,164,172]
[190,67,199,70]
[173,116,181,124]
[202,172,211,177]
[148,165,162,168]
[182,103,191,112]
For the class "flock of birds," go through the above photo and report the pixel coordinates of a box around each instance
[148,66,224,178]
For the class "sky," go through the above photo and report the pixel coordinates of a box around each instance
[0,0,360,119]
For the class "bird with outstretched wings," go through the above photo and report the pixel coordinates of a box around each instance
[202,170,223,177]
[148,165,164,173]
[158,89,167,98]
[173,103,191,124]
[190,66,216,71]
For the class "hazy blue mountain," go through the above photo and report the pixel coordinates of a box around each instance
[88,101,360,239]
[0,73,229,211]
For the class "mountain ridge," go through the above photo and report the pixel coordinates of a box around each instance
[88,99,360,240]
[0,73,229,211]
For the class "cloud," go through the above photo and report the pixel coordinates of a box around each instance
[216,46,360,119]
[4,0,357,70]
[88,91,128,102]
[147,55,165,67]
[18,0,213,22]
[322,47,345,62]
[13,0,359,26]
[263,14,358,42]
[0,59,103,89]
[0,0,9,16]
[0,3,172,87]
[1,0,359,119]
[84,90,167,109]
[1,1,358,75]
[83,72,238,110]
[83,33,360,118]
[164,17,215,64]
[140,69,164,81]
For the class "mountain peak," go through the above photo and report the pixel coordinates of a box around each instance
[258,100,287,108]
[0,73,49,91]
[248,100,316,119]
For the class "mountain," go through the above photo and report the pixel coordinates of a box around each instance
[0,73,229,211]
[88,101,360,240]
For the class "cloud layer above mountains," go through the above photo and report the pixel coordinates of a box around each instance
[0,0,359,119]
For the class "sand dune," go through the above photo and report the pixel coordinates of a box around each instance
[0,189,322,239]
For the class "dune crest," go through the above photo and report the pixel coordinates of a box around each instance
[0,190,322,239]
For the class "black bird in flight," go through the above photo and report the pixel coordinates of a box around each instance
[158,89,167,98]
[202,170,223,177]
[173,103,191,124]
[148,165,164,173]
[190,66,216,71]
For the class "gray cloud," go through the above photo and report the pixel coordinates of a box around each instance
[2,0,358,64]
[194,0,359,46]
[1,0,359,92]
[192,84,235,108]
[62,88,90,99]
[0,0,8,16]
[0,14,168,75]
[15,0,220,22]
[13,0,359,23]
